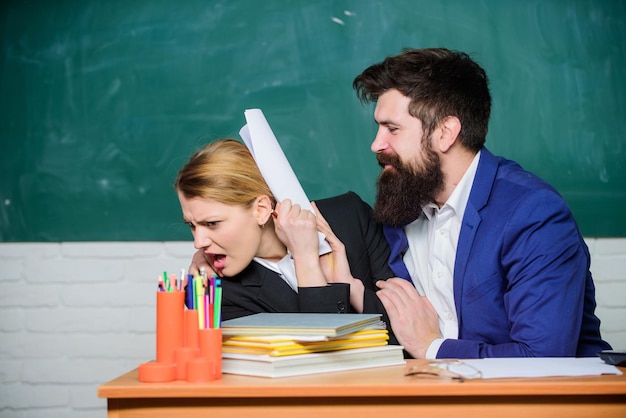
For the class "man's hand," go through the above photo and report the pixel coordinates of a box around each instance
[376,278,441,358]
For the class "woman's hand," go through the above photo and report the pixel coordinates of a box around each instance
[313,202,364,312]
[274,199,326,287]
[188,250,219,288]
[189,249,210,276]
[313,202,352,284]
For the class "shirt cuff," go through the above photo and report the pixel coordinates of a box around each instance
[425,338,444,359]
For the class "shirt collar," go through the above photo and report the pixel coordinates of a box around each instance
[253,255,298,292]
[421,149,481,221]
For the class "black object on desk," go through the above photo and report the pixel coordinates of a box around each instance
[598,350,626,367]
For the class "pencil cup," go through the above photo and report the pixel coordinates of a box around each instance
[156,290,185,363]
[138,361,177,383]
[184,309,199,349]
[175,347,199,380]
[197,328,223,379]
[186,357,219,383]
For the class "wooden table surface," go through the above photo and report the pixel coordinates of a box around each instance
[98,359,626,418]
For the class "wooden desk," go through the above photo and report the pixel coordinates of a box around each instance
[98,360,626,418]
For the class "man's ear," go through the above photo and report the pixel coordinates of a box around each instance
[436,116,462,153]
[254,195,274,226]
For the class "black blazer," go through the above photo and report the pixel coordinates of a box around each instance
[218,191,396,340]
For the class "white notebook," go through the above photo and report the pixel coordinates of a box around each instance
[222,345,406,378]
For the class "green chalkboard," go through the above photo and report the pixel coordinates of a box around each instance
[1,0,625,241]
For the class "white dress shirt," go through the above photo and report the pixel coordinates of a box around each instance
[403,150,481,358]
[254,254,299,292]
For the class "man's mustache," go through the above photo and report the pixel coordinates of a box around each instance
[376,153,402,169]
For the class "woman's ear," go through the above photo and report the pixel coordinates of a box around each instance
[254,195,274,226]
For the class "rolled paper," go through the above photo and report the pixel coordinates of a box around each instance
[240,109,331,255]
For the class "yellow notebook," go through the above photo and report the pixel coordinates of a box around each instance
[223,329,389,356]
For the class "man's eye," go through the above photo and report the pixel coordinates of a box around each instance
[185,222,195,230]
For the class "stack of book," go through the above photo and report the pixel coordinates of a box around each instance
[220,313,405,378]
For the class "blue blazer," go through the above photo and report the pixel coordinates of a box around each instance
[384,148,611,358]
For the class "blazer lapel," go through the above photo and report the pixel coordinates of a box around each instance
[453,148,497,321]
[238,262,300,311]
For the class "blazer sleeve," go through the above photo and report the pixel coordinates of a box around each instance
[298,283,351,313]
[347,194,392,272]
[317,192,399,344]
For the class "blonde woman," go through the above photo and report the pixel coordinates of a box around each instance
[176,139,395,331]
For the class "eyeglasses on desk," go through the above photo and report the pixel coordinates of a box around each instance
[405,360,483,382]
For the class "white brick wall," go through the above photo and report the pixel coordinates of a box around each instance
[0,239,624,417]
[0,242,194,418]
[586,239,626,347]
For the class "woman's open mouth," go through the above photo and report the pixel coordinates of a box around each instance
[210,253,226,271]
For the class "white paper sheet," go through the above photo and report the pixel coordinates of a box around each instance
[239,109,331,255]
[449,357,622,379]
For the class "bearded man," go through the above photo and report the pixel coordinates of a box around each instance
[353,47,611,359]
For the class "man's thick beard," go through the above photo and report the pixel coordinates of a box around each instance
[373,146,444,226]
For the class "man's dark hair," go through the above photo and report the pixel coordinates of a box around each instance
[353,48,492,151]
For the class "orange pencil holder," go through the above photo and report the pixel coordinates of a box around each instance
[138,291,223,382]
[186,328,222,381]
[173,309,201,380]
[184,309,199,349]
[138,290,185,382]
[138,361,177,383]
[175,346,199,380]
[156,290,185,363]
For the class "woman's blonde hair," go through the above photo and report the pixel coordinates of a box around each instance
[175,139,275,208]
